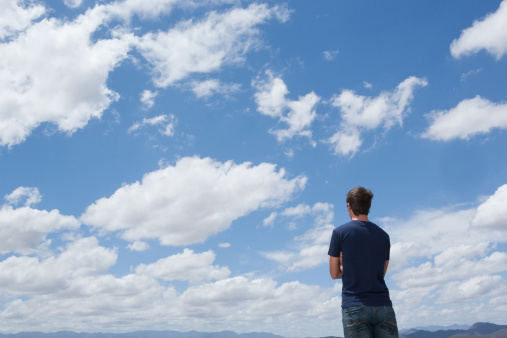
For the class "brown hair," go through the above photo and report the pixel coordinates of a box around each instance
[346,186,374,216]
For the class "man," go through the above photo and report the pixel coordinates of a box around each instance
[328,186,398,338]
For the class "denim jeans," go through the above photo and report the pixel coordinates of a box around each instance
[342,305,398,338]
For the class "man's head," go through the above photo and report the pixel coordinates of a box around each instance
[346,186,374,216]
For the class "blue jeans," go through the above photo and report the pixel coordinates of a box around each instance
[342,305,398,338]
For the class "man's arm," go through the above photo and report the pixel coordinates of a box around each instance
[329,253,343,279]
[384,260,389,277]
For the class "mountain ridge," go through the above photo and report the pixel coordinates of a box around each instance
[400,322,507,338]
[1,322,506,338]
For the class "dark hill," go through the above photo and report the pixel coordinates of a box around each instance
[402,322,507,338]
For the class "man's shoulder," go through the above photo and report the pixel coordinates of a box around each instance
[368,222,390,240]
[334,221,357,233]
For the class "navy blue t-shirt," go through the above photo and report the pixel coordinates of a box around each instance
[328,220,392,307]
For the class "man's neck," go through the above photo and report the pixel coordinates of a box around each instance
[351,214,369,222]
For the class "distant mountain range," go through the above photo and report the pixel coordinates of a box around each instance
[0,322,506,338]
[400,322,507,338]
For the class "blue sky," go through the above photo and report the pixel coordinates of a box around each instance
[1,0,506,336]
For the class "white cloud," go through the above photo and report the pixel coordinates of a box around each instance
[136,4,289,88]
[422,96,507,141]
[392,242,507,289]
[323,49,339,61]
[63,0,83,9]
[333,77,428,130]
[4,186,41,207]
[263,202,335,272]
[0,271,171,334]
[0,0,46,40]
[103,0,184,21]
[262,211,277,227]
[0,237,117,294]
[179,277,334,330]
[374,185,507,329]
[218,242,230,248]
[127,241,150,251]
[253,72,320,144]
[436,275,507,304]
[253,73,288,118]
[472,184,507,232]
[326,128,362,157]
[0,7,133,147]
[379,183,507,274]
[81,156,306,246]
[281,203,312,218]
[384,206,502,272]
[275,92,320,144]
[450,0,507,59]
[136,249,230,283]
[190,79,241,99]
[140,90,158,109]
[328,76,427,157]
[128,114,176,136]
[0,273,340,336]
[0,190,81,255]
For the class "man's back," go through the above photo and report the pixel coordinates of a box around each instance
[330,220,391,307]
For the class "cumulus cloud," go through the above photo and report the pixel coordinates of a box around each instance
[81,156,306,246]
[0,188,80,255]
[253,71,320,144]
[377,185,507,327]
[422,96,507,141]
[436,275,507,304]
[378,183,507,275]
[179,277,333,328]
[136,249,230,283]
[450,0,507,59]
[392,242,507,289]
[0,4,133,147]
[0,0,46,40]
[128,114,176,137]
[328,76,427,157]
[0,237,117,294]
[472,184,507,232]
[190,79,241,99]
[140,90,158,109]
[136,3,289,88]
[262,202,335,272]
[127,241,150,251]
[4,186,41,207]
[326,128,362,158]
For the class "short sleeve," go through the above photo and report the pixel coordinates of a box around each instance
[328,229,341,257]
